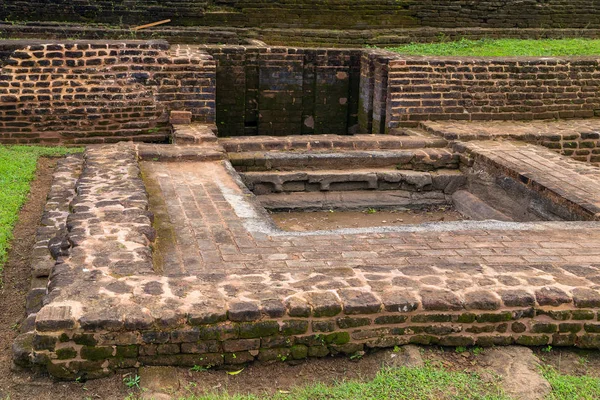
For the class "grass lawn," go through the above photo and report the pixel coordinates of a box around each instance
[154,365,509,400]
[130,363,600,400]
[0,145,81,284]
[387,38,600,57]
[542,366,600,400]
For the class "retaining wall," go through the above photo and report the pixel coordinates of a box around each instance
[0,40,215,144]
[3,0,600,30]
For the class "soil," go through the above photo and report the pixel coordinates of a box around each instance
[270,206,464,232]
[0,159,598,400]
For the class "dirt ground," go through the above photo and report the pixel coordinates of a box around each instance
[0,159,599,400]
[271,206,464,232]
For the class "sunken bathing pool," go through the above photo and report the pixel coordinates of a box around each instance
[10,41,600,380]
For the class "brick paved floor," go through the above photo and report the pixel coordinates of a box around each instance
[141,154,600,304]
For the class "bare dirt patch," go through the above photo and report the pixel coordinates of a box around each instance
[270,206,464,232]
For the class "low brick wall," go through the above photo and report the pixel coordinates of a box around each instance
[205,46,360,136]
[358,51,600,132]
[29,300,600,379]
[0,40,215,144]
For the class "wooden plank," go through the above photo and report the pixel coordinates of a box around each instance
[132,19,171,31]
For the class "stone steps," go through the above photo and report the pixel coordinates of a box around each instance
[229,148,460,172]
[257,190,454,211]
[220,134,447,153]
[241,168,465,195]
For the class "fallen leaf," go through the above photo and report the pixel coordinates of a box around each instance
[227,368,244,375]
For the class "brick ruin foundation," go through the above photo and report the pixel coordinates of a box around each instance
[3,38,600,380]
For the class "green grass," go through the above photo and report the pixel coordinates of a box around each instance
[542,366,600,400]
[0,145,82,283]
[125,364,600,400]
[173,365,508,400]
[387,38,600,57]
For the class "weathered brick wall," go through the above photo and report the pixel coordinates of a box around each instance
[381,56,600,130]
[205,46,360,137]
[3,0,600,30]
[0,40,215,144]
[5,24,600,49]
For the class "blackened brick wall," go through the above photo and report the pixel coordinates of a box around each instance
[205,46,360,137]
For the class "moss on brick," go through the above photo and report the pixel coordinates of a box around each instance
[58,333,70,343]
[312,321,336,332]
[308,345,329,357]
[239,321,280,338]
[516,335,550,346]
[116,345,139,358]
[73,334,97,346]
[80,346,114,361]
[374,315,408,325]
[476,312,512,323]
[290,344,308,359]
[411,314,451,323]
[558,323,582,333]
[325,332,350,345]
[337,316,371,329]
[531,323,558,334]
[466,325,496,334]
[281,320,309,336]
[409,335,439,345]
[56,347,78,360]
[46,362,77,380]
[571,310,595,320]
[456,313,477,323]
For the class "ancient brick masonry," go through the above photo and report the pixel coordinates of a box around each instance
[3,0,600,30]
[0,40,215,144]
[359,52,600,132]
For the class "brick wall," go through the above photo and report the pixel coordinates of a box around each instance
[0,40,215,144]
[205,46,360,137]
[364,54,600,131]
[3,0,600,30]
